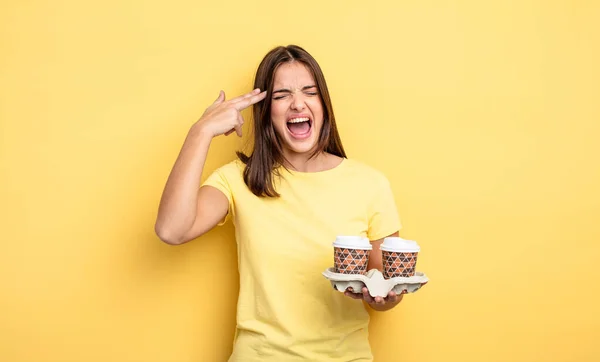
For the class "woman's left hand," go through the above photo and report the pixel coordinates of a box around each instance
[344,286,404,311]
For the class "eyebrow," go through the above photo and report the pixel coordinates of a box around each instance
[272,85,317,94]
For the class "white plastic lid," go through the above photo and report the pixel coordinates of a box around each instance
[332,235,372,250]
[380,237,420,252]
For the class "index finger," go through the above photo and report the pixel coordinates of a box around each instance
[234,91,267,110]
[227,88,261,103]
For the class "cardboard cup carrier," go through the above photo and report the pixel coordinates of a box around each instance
[324,236,429,298]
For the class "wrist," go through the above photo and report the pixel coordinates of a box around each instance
[189,123,215,143]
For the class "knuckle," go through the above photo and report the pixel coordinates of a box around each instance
[227,107,238,117]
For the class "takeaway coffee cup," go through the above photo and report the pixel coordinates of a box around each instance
[380,237,420,278]
[333,236,372,275]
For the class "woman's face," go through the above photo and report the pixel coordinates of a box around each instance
[270,61,324,157]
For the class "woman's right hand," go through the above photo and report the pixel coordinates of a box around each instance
[194,88,267,138]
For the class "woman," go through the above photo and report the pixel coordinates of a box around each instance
[155,45,403,361]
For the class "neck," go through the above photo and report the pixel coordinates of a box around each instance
[282,150,342,172]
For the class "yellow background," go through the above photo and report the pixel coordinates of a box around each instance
[1,1,599,361]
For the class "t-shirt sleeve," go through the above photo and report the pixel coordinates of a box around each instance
[367,175,402,240]
[201,165,234,226]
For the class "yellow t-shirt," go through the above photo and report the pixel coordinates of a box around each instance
[202,158,401,361]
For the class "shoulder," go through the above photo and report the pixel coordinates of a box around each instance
[342,158,391,186]
[211,159,245,176]
[204,159,246,187]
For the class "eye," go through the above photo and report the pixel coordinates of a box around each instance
[273,94,288,100]
[305,91,318,96]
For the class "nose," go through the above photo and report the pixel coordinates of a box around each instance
[290,93,306,111]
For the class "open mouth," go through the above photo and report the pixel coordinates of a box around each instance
[286,117,312,138]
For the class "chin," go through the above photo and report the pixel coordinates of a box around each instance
[289,145,317,155]
[283,137,319,155]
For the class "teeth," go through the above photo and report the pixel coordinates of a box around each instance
[288,117,309,123]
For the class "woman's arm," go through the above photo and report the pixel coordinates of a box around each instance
[154,89,266,245]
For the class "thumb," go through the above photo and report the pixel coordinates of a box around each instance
[213,90,225,104]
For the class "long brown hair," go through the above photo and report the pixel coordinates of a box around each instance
[237,45,347,197]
